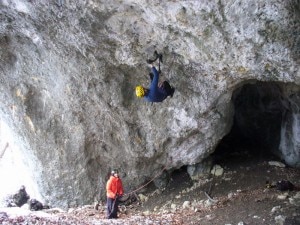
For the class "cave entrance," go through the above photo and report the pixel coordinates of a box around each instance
[213,81,287,165]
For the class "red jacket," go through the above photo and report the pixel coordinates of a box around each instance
[106,175,124,199]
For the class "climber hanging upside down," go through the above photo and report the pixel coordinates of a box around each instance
[135,51,175,102]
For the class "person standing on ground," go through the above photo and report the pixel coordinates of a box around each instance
[106,170,124,219]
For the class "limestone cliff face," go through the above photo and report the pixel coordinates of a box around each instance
[0,0,299,207]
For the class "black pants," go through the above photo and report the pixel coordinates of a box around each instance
[107,197,119,219]
[161,81,174,96]
[149,73,175,97]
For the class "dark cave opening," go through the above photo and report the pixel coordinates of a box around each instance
[213,81,286,164]
[152,81,299,191]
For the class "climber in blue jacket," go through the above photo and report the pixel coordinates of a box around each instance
[135,64,175,102]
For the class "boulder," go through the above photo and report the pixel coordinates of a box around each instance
[187,158,213,180]
[7,186,30,208]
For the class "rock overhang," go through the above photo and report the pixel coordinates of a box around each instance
[0,0,299,208]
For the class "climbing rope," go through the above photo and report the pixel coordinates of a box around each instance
[124,164,168,196]
[0,143,9,160]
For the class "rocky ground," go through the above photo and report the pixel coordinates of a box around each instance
[1,148,300,225]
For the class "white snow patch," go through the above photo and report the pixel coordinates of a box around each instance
[0,118,41,207]
[2,0,30,14]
